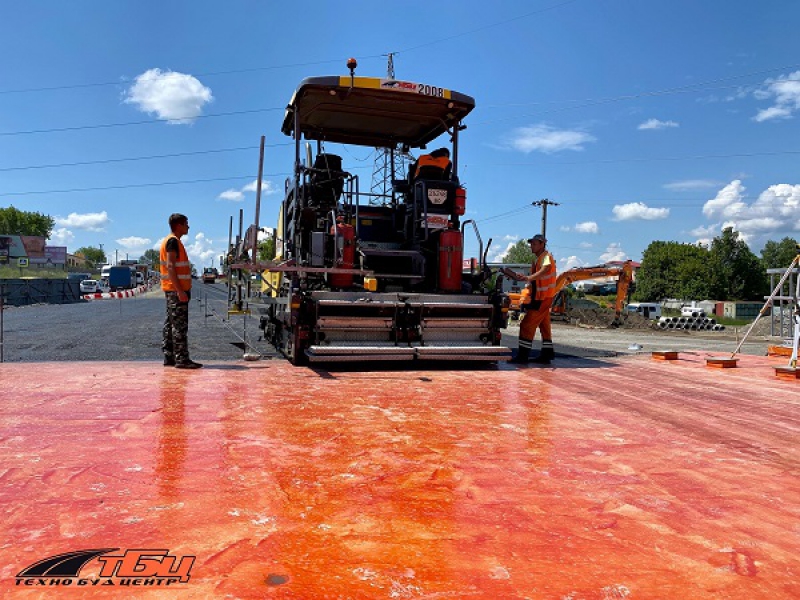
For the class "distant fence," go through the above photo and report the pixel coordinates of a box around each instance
[0,279,84,306]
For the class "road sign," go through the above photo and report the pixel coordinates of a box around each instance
[17,258,29,267]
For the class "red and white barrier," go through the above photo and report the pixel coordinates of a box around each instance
[82,284,151,301]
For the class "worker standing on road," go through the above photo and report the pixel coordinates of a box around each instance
[503,234,557,365]
[160,213,202,369]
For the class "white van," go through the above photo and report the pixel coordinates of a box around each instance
[626,302,662,320]
[100,265,112,279]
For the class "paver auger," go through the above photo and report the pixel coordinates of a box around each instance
[254,61,511,365]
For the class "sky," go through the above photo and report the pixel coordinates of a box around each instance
[1,0,799,272]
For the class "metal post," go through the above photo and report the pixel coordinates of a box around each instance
[1,283,4,363]
[253,135,265,263]
[730,254,800,358]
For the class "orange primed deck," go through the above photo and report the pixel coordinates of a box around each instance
[1,354,799,599]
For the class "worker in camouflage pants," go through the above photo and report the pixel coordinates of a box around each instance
[162,289,192,365]
[160,213,202,369]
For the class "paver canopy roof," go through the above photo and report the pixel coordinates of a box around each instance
[281,76,475,149]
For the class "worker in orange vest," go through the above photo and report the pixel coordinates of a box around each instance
[503,234,557,365]
[408,147,452,182]
[160,213,202,369]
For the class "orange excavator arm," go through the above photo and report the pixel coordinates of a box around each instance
[550,261,634,326]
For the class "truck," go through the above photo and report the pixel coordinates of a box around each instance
[202,267,218,284]
[108,266,133,291]
[254,61,510,365]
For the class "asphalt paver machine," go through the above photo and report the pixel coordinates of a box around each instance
[258,60,510,365]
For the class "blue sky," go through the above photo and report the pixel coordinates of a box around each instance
[1,0,799,271]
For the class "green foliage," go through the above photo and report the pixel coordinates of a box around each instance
[140,249,160,270]
[707,227,768,300]
[502,240,534,264]
[259,238,276,261]
[635,228,768,302]
[74,246,106,267]
[634,241,712,302]
[0,206,55,237]
[760,236,799,269]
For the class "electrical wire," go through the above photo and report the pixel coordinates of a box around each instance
[0,144,293,172]
[0,107,283,137]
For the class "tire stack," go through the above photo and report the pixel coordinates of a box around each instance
[656,311,726,332]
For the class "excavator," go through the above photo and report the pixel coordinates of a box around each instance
[505,261,634,327]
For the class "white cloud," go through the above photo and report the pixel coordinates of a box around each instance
[701,180,800,241]
[559,255,585,271]
[574,221,599,234]
[612,202,670,221]
[753,70,800,122]
[599,243,627,263]
[487,241,517,263]
[638,118,679,130]
[689,224,719,238]
[219,179,279,201]
[505,124,596,154]
[116,236,152,249]
[49,228,74,246]
[55,211,110,231]
[579,241,593,249]
[663,179,722,191]
[124,68,213,124]
[702,180,748,219]
[218,189,245,202]
[185,232,221,267]
[242,179,280,195]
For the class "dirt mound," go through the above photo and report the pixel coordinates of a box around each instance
[565,307,656,330]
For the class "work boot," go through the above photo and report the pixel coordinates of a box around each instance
[163,356,176,367]
[175,360,203,369]
[531,347,555,365]
[509,347,530,365]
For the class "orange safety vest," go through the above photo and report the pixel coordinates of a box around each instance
[533,251,556,301]
[160,234,192,292]
[413,155,450,179]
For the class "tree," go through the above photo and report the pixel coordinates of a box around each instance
[259,238,276,261]
[0,206,55,237]
[708,227,768,301]
[75,246,106,268]
[140,249,160,271]
[761,236,799,269]
[634,241,713,302]
[503,240,534,264]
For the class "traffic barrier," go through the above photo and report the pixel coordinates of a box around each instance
[82,284,150,301]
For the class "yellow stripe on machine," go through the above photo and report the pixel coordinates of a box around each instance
[337,77,452,100]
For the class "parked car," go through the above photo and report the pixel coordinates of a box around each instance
[80,279,100,294]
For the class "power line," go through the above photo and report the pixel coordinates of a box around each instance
[0,3,584,97]
[477,63,800,115]
[0,145,293,172]
[0,107,283,137]
[0,57,386,96]
[392,0,585,55]
[1,175,266,197]
[482,149,800,166]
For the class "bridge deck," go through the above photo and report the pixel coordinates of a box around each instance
[1,353,798,598]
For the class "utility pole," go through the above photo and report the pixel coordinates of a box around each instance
[532,198,559,239]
